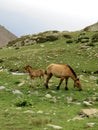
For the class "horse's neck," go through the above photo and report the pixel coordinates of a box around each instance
[70,73,77,81]
[28,68,34,74]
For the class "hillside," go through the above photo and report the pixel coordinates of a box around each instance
[0,23,98,129]
[0,33,98,129]
[84,22,98,31]
[0,25,17,47]
[6,22,98,47]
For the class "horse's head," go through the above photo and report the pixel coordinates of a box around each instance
[74,78,82,91]
[24,65,31,72]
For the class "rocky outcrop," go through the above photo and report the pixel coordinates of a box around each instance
[0,25,17,47]
[84,22,98,32]
[7,31,60,47]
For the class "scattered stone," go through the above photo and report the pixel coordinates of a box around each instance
[80,108,98,117]
[51,90,57,94]
[87,122,95,127]
[16,107,22,110]
[37,110,43,114]
[47,124,62,129]
[68,108,98,122]
[45,94,52,98]
[83,101,92,106]
[89,76,97,80]
[67,115,84,122]
[40,44,45,47]
[52,96,57,103]
[28,90,39,95]
[66,96,73,103]
[12,89,23,95]
[0,86,5,90]
[11,72,25,75]
[24,110,34,114]
[74,102,81,105]
[18,80,25,87]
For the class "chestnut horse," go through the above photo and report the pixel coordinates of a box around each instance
[24,65,44,87]
[45,63,82,91]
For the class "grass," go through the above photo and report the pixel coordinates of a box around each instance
[0,32,98,129]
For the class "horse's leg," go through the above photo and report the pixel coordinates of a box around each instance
[31,79,34,87]
[37,77,41,87]
[57,77,64,90]
[38,75,44,87]
[65,78,69,90]
[30,76,35,87]
[45,74,52,89]
[40,75,44,87]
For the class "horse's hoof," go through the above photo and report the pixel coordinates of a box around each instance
[65,87,68,90]
[46,85,49,89]
[79,89,83,91]
[56,86,60,90]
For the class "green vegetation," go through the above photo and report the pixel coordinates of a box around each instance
[0,31,98,129]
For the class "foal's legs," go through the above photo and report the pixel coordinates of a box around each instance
[45,74,52,89]
[38,75,44,87]
[65,78,69,90]
[31,78,34,87]
[57,77,64,90]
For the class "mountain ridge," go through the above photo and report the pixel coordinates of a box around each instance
[0,25,17,47]
[1,22,98,47]
[83,22,98,31]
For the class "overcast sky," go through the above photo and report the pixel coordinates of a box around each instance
[0,0,98,37]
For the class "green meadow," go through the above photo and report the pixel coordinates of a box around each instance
[0,31,98,129]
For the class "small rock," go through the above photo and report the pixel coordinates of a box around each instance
[24,110,34,114]
[87,122,95,127]
[66,96,73,103]
[80,108,98,117]
[18,80,25,87]
[52,96,57,103]
[47,124,62,129]
[83,101,92,106]
[0,86,5,90]
[45,94,52,98]
[11,72,25,75]
[67,115,84,122]
[37,110,43,114]
[12,89,23,95]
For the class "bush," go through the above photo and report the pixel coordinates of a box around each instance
[92,33,98,42]
[15,99,32,107]
[87,42,95,47]
[63,34,72,39]
[46,35,58,41]
[66,39,73,44]
[36,37,47,43]
[76,36,89,43]
[96,79,98,84]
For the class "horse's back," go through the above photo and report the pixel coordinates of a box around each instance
[46,63,70,77]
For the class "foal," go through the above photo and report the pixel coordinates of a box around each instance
[24,65,44,87]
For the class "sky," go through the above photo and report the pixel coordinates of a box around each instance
[0,0,98,37]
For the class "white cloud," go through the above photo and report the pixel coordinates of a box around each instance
[0,0,98,36]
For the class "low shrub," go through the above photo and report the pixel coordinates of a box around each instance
[91,33,98,42]
[66,39,73,44]
[15,98,32,107]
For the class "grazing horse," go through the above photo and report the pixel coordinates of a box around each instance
[45,63,82,91]
[24,65,44,87]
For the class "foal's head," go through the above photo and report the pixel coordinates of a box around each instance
[24,65,32,72]
[74,78,82,91]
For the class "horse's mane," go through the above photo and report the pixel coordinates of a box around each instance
[67,65,77,78]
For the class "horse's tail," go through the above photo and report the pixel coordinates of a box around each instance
[45,70,47,75]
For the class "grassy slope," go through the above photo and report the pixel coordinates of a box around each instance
[0,35,98,129]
